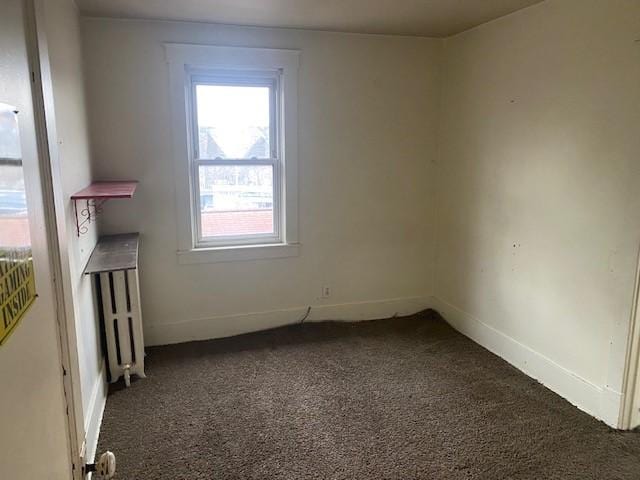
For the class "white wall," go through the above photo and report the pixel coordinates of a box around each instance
[435,0,640,425]
[0,1,72,478]
[80,19,442,344]
[39,0,105,459]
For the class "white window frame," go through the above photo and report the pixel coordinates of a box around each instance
[190,72,281,247]
[165,44,300,264]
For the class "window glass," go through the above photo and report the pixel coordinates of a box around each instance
[198,165,274,238]
[195,84,271,159]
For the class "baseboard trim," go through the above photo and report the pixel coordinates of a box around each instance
[145,295,434,346]
[84,361,107,463]
[600,385,623,428]
[432,296,618,427]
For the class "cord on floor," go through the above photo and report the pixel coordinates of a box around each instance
[299,306,312,324]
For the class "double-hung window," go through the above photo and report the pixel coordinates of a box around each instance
[166,45,299,263]
[191,72,280,246]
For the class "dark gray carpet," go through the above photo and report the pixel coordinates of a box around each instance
[97,310,640,479]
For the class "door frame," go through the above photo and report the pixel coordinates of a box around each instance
[23,0,86,477]
[620,246,640,430]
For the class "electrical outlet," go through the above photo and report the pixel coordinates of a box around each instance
[321,286,331,298]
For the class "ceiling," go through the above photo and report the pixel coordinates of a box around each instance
[75,0,544,37]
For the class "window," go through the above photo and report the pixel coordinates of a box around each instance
[191,75,280,245]
[166,45,299,263]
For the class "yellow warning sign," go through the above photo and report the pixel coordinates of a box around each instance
[0,249,35,344]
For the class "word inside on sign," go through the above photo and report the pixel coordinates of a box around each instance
[0,248,35,344]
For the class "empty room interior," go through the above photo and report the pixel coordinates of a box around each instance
[2,0,640,478]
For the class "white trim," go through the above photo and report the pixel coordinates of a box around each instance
[190,72,283,248]
[165,43,300,258]
[165,44,300,71]
[144,295,434,346]
[83,362,107,464]
[177,242,300,264]
[601,385,624,429]
[432,297,617,427]
[620,245,640,429]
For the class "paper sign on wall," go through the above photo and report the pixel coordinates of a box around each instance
[0,102,36,345]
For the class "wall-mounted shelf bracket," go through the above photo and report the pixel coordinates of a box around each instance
[71,181,138,236]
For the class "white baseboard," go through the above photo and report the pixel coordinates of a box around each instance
[84,361,107,463]
[145,295,434,346]
[432,296,620,428]
[600,385,623,428]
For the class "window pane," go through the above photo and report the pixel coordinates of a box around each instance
[195,84,271,159]
[0,164,29,248]
[199,165,274,238]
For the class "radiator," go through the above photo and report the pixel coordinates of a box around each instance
[99,269,146,386]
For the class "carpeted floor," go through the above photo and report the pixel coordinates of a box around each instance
[97,310,640,479]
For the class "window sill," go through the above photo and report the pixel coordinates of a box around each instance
[177,243,300,265]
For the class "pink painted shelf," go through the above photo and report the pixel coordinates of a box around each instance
[71,181,138,236]
[71,181,138,200]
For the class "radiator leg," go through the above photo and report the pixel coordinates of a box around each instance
[124,366,131,388]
